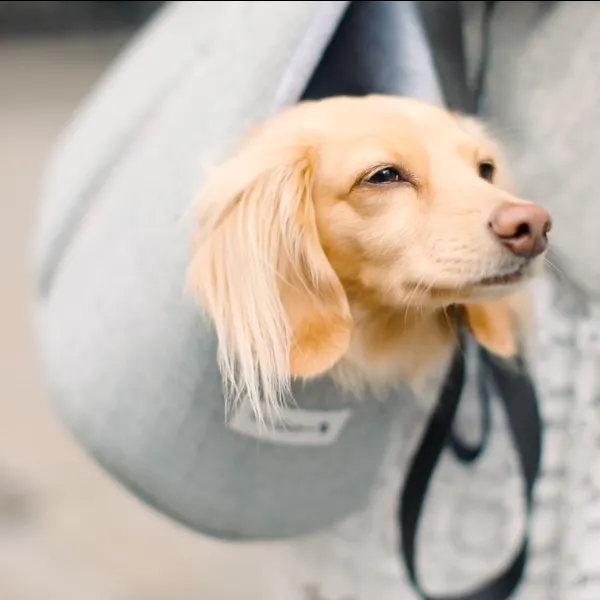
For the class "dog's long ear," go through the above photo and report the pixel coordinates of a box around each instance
[187,146,352,418]
[461,292,531,358]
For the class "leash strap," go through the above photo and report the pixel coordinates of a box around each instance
[398,327,542,599]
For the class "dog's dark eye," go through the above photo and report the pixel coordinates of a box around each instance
[478,160,495,182]
[365,167,405,185]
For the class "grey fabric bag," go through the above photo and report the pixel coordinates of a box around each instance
[33,0,446,541]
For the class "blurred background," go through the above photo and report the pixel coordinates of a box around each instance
[0,2,268,598]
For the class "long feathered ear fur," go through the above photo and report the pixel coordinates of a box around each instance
[461,291,532,360]
[187,145,353,422]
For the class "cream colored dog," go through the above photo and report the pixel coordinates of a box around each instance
[187,95,551,600]
[188,94,550,417]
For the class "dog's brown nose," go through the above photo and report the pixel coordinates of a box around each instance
[488,203,552,258]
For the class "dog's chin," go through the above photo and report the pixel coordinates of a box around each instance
[463,268,531,301]
[471,255,546,295]
[399,257,543,308]
[457,280,528,304]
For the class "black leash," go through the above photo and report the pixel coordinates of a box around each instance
[399,323,542,599]
[400,3,543,598]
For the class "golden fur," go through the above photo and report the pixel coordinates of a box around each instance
[187,95,546,420]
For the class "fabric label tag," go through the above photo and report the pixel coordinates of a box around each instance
[228,401,352,446]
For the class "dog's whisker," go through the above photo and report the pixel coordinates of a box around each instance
[544,257,563,276]
[403,274,428,327]
[419,278,439,319]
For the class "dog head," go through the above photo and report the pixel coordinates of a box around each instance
[188,96,550,414]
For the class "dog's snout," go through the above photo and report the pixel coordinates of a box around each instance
[488,203,552,259]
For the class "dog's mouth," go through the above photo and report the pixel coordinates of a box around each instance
[407,262,533,303]
[478,264,527,287]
